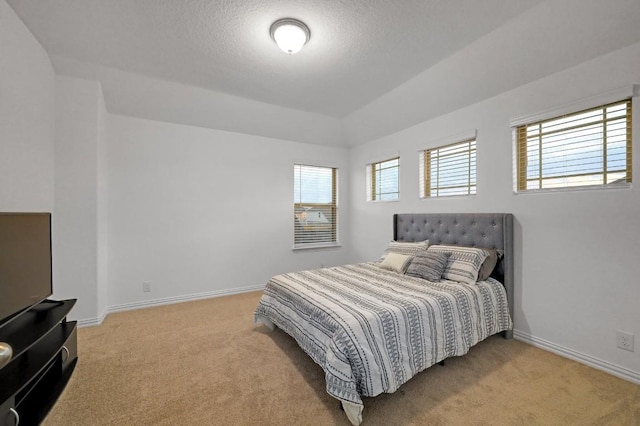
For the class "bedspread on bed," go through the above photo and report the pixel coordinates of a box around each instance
[254,263,512,408]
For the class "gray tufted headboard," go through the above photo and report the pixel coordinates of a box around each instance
[394,213,514,339]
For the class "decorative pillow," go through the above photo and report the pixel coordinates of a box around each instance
[406,251,450,282]
[379,252,413,274]
[427,245,489,285]
[477,248,498,281]
[378,240,429,263]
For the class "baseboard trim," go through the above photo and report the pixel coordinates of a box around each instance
[514,330,640,385]
[77,309,108,328]
[77,284,265,328]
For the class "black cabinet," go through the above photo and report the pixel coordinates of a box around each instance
[0,299,77,426]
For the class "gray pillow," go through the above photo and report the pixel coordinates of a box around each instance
[406,251,450,282]
[477,248,498,281]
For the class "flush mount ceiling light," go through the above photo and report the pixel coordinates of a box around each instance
[270,18,310,55]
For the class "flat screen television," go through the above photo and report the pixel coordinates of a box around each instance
[0,212,53,327]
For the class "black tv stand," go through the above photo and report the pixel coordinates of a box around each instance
[0,299,77,425]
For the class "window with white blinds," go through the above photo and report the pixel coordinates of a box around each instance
[516,99,632,191]
[367,157,399,201]
[294,164,338,247]
[420,139,476,198]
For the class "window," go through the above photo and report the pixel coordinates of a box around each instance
[294,164,338,247]
[420,138,476,197]
[367,157,399,201]
[516,99,632,191]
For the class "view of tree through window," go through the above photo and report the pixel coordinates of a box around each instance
[517,100,632,191]
[294,164,337,246]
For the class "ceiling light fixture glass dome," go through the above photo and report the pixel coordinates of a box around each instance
[270,18,310,55]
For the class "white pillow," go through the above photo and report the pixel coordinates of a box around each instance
[426,245,488,285]
[378,240,429,263]
[379,252,413,274]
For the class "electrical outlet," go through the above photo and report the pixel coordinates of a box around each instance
[142,281,152,293]
[616,331,634,352]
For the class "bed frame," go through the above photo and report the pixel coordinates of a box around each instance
[393,213,514,339]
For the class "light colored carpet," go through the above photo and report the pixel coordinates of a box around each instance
[44,291,640,425]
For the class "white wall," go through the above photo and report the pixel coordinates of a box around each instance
[107,114,349,309]
[97,85,109,317]
[0,0,55,211]
[53,75,108,321]
[51,55,346,148]
[348,42,640,380]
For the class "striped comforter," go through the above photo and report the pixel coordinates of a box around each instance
[254,263,512,409]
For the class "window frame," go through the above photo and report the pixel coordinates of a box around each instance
[367,157,400,202]
[420,138,477,198]
[515,99,632,193]
[293,163,339,250]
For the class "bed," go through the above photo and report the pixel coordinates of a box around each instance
[254,213,514,425]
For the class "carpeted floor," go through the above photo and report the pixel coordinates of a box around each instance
[44,291,640,425]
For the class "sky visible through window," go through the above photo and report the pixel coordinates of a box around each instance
[374,158,399,200]
[428,140,476,196]
[294,164,336,245]
[294,165,333,203]
[522,101,629,189]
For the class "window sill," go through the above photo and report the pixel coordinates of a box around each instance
[367,199,400,203]
[420,194,477,200]
[292,242,342,251]
[514,182,632,195]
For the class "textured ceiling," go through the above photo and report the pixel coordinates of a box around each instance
[6,0,545,117]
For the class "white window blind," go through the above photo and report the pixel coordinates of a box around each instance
[516,99,632,191]
[420,139,476,197]
[294,164,337,247]
[368,157,399,201]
